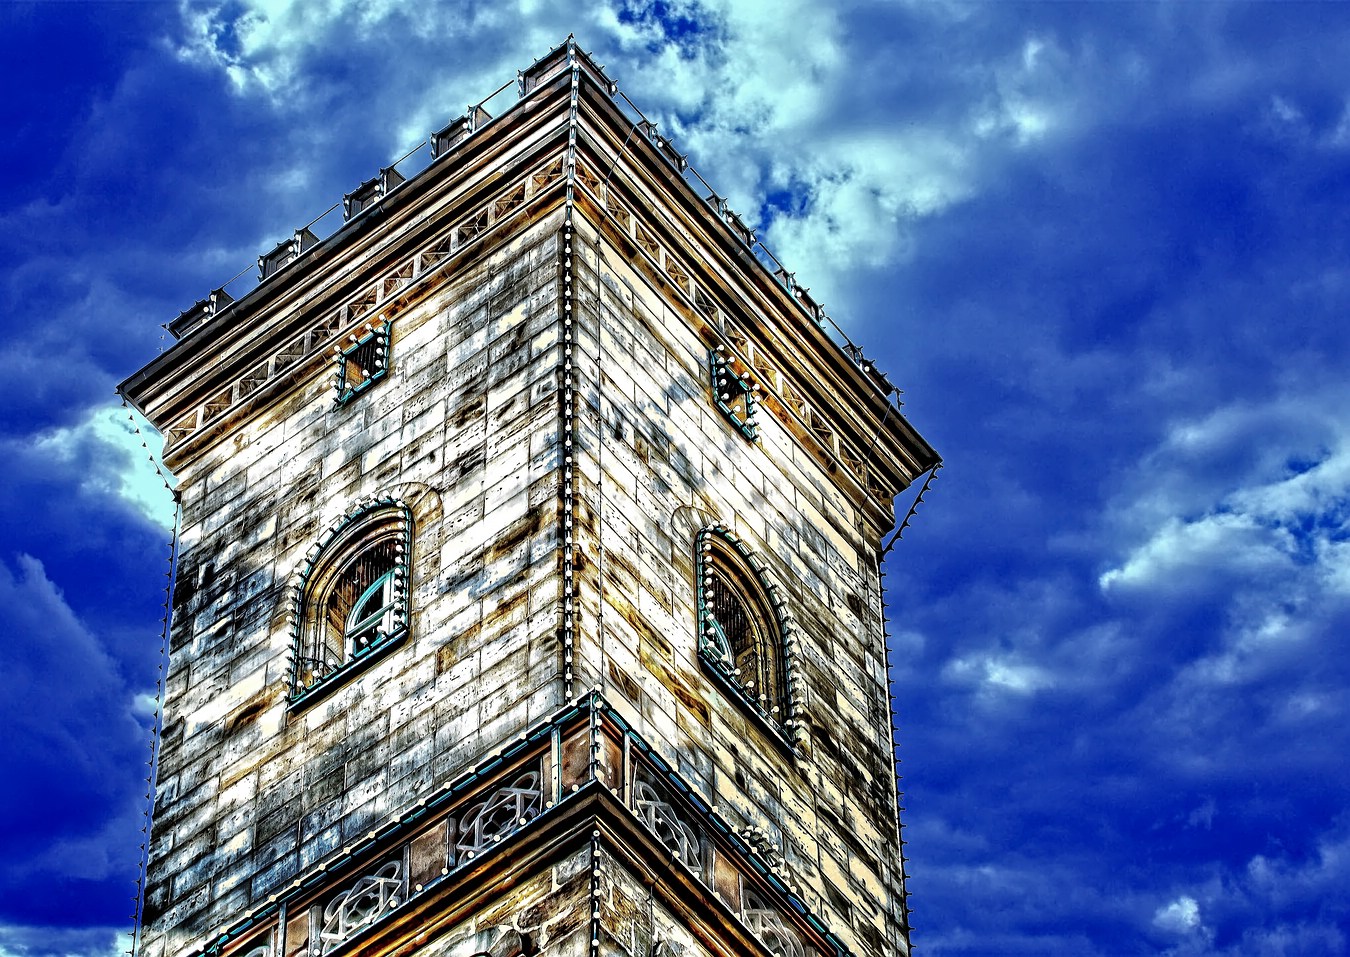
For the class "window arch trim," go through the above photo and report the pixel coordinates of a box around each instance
[288,498,414,707]
[695,526,801,749]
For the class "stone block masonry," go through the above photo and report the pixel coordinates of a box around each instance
[564,211,908,957]
[120,38,936,957]
[142,213,569,955]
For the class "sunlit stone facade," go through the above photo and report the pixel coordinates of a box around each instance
[120,38,938,957]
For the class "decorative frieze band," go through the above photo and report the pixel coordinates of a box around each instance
[573,159,892,503]
[162,156,567,450]
[187,697,857,957]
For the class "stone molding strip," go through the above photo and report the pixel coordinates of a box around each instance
[572,159,894,506]
[162,156,568,451]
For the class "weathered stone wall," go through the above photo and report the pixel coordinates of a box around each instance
[143,212,568,957]
[598,854,716,957]
[411,845,594,957]
[565,213,907,957]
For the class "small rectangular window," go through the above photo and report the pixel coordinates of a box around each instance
[334,322,391,404]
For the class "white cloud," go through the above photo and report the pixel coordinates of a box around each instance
[175,0,399,96]
[175,0,584,107]
[1152,895,1202,934]
[971,33,1073,146]
[1096,391,1350,712]
[1245,820,1350,909]
[944,652,1052,695]
[30,405,177,530]
[168,0,998,309]
[1147,822,1350,955]
[765,132,975,283]
[1256,92,1350,153]
[1101,394,1350,598]
[1098,512,1291,593]
[1185,798,1215,830]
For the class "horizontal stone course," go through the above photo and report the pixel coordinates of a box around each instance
[140,213,571,950]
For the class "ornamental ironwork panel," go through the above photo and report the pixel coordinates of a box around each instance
[632,769,704,878]
[317,859,404,954]
[449,770,543,865]
[744,888,806,957]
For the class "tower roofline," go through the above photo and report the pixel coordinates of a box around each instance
[119,38,937,498]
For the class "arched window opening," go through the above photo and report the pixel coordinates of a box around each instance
[696,529,788,727]
[291,502,412,703]
[324,540,399,658]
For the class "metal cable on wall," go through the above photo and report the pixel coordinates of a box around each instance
[120,399,182,956]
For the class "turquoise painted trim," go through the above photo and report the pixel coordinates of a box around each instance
[708,348,758,440]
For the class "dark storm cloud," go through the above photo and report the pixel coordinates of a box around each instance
[0,418,170,936]
[0,552,151,925]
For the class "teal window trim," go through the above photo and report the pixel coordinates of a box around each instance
[335,321,391,404]
[710,347,757,440]
[695,527,791,737]
[289,501,413,709]
[347,571,398,655]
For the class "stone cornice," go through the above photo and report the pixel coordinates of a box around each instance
[119,78,576,468]
[135,154,567,471]
[119,41,937,506]
[565,76,938,510]
[177,696,871,957]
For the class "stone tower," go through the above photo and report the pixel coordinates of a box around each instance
[119,39,939,957]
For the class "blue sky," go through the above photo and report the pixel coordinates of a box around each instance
[2,2,1348,955]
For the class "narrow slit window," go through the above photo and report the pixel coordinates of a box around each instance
[334,321,391,404]
[710,347,757,440]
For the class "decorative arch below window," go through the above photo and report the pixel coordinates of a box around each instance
[696,527,793,733]
[289,499,413,704]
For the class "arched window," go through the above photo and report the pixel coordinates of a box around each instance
[696,528,788,726]
[290,502,413,702]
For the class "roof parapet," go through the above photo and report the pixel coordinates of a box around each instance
[168,287,234,339]
[343,166,407,221]
[258,228,319,282]
[706,194,756,247]
[638,120,688,172]
[842,343,898,395]
[150,36,904,410]
[431,105,492,158]
[773,268,824,323]
[519,38,616,96]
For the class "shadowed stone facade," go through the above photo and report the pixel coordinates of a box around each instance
[120,38,938,957]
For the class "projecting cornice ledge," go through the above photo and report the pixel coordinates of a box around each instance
[165,696,874,957]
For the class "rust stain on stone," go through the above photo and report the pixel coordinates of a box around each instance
[486,501,550,563]
[640,648,709,728]
[606,660,642,707]
[225,687,279,736]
